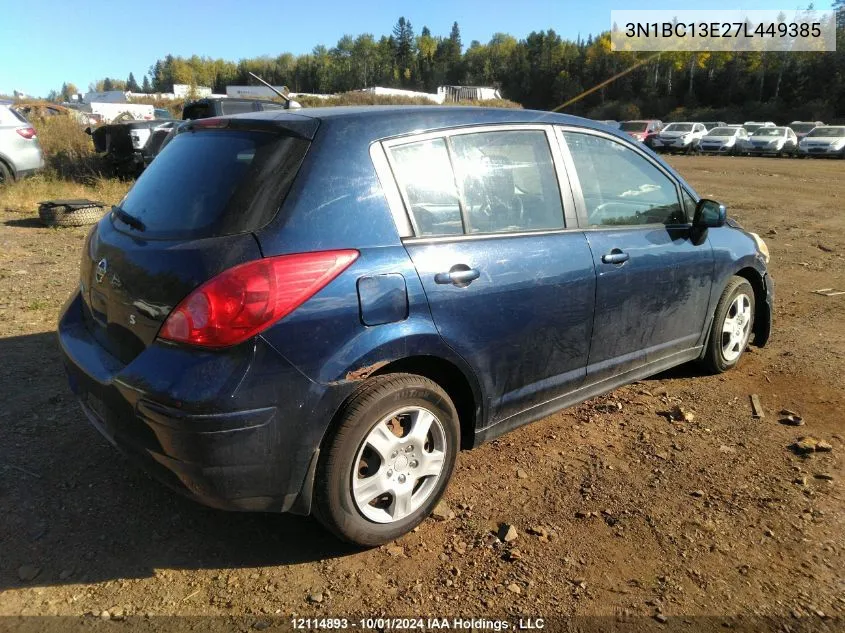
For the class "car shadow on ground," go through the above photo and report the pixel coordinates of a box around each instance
[0,332,360,591]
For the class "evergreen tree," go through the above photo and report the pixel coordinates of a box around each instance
[126,72,140,92]
[141,74,151,93]
[392,17,416,85]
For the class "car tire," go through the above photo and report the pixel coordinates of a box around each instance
[0,160,12,185]
[701,276,755,374]
[38,203,105,228]
[313,373,460,546]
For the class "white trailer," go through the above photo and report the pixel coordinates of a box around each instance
[87,102,154,123]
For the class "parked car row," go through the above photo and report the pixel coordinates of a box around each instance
[611,118,844,158]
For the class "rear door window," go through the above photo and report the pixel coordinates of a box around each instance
[388,128,565,237]
[449,130,564,234]
[116,130,309,239]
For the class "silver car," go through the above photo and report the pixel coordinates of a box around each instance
[798,126,845,158]
[0,104,45,183]
[698,126,748,155]
[745,127,799,157]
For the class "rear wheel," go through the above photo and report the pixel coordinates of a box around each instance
[0,161,12,185]
[701,276,755,374]
[313,373,460,546]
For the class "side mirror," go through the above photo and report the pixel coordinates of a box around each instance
[84,126,93,136]
[693,199,726,228]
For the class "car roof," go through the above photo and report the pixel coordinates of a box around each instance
[223,106,617,141]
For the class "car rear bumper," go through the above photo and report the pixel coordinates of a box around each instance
[58,291,353,514]
[9,144,44,176]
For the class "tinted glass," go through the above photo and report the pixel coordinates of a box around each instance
[563,131,685,227]
[221,101,256,115]
[390,138,463,236]
[708,127,735,136]
[450,130,564,234]
[664,123,693,132]
[9,108,29,124]
[260,102,286,111]
[182,103,211,120]
[117,130,309,239]
[620,121,647,132]
[754,128,785,137]
[791,123,816,133]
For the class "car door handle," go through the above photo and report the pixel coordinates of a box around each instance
[434,267,480,286]
[601,249,630,265]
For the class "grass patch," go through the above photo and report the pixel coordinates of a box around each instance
[0,112,130,215]
[0,173,130,215]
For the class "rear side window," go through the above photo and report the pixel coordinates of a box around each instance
[388,129,565,237]
[9,108,29,124]
[117,130,309,239]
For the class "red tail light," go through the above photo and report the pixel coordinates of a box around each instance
[159,250,359,348]
[16,127,36,139]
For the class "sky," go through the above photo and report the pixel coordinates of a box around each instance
[0,0,828,97]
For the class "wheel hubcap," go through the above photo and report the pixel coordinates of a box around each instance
[351,406,447,524]
[721,293,752,362]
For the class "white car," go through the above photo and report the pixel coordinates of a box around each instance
[651,122,708,153]
[742,121,776,136]
[745,127,799,157]
[698,126,749,155]
[790,121,824,140]
[798,126,845,158]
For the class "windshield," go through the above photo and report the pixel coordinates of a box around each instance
[707,127,735,137]
[663,123,693,132]
[620,121,647,132]
[754,128,785,137]
[806,127,845,138]
[791,123,817,134]
[117,130,309,239]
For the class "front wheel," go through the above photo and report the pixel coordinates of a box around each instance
[313,373,460,546]
[701,276,755,374]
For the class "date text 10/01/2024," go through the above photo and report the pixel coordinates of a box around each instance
[291,617,546,630]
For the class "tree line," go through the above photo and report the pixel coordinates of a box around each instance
[53,11,845,121]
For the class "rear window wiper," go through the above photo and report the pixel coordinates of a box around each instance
[111,205,146,232]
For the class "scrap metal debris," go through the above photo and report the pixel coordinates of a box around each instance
[750,394,765,419]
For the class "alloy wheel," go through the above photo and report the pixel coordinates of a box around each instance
[351,406,447,524]
[721,293,752,362]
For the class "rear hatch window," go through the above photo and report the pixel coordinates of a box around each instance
[116,129,309,240]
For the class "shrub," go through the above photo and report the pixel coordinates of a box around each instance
[31,115,106,183]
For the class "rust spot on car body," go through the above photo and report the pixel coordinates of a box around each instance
[345,360,389,381]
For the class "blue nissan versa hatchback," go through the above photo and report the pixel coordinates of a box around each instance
[59,107,773,545]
